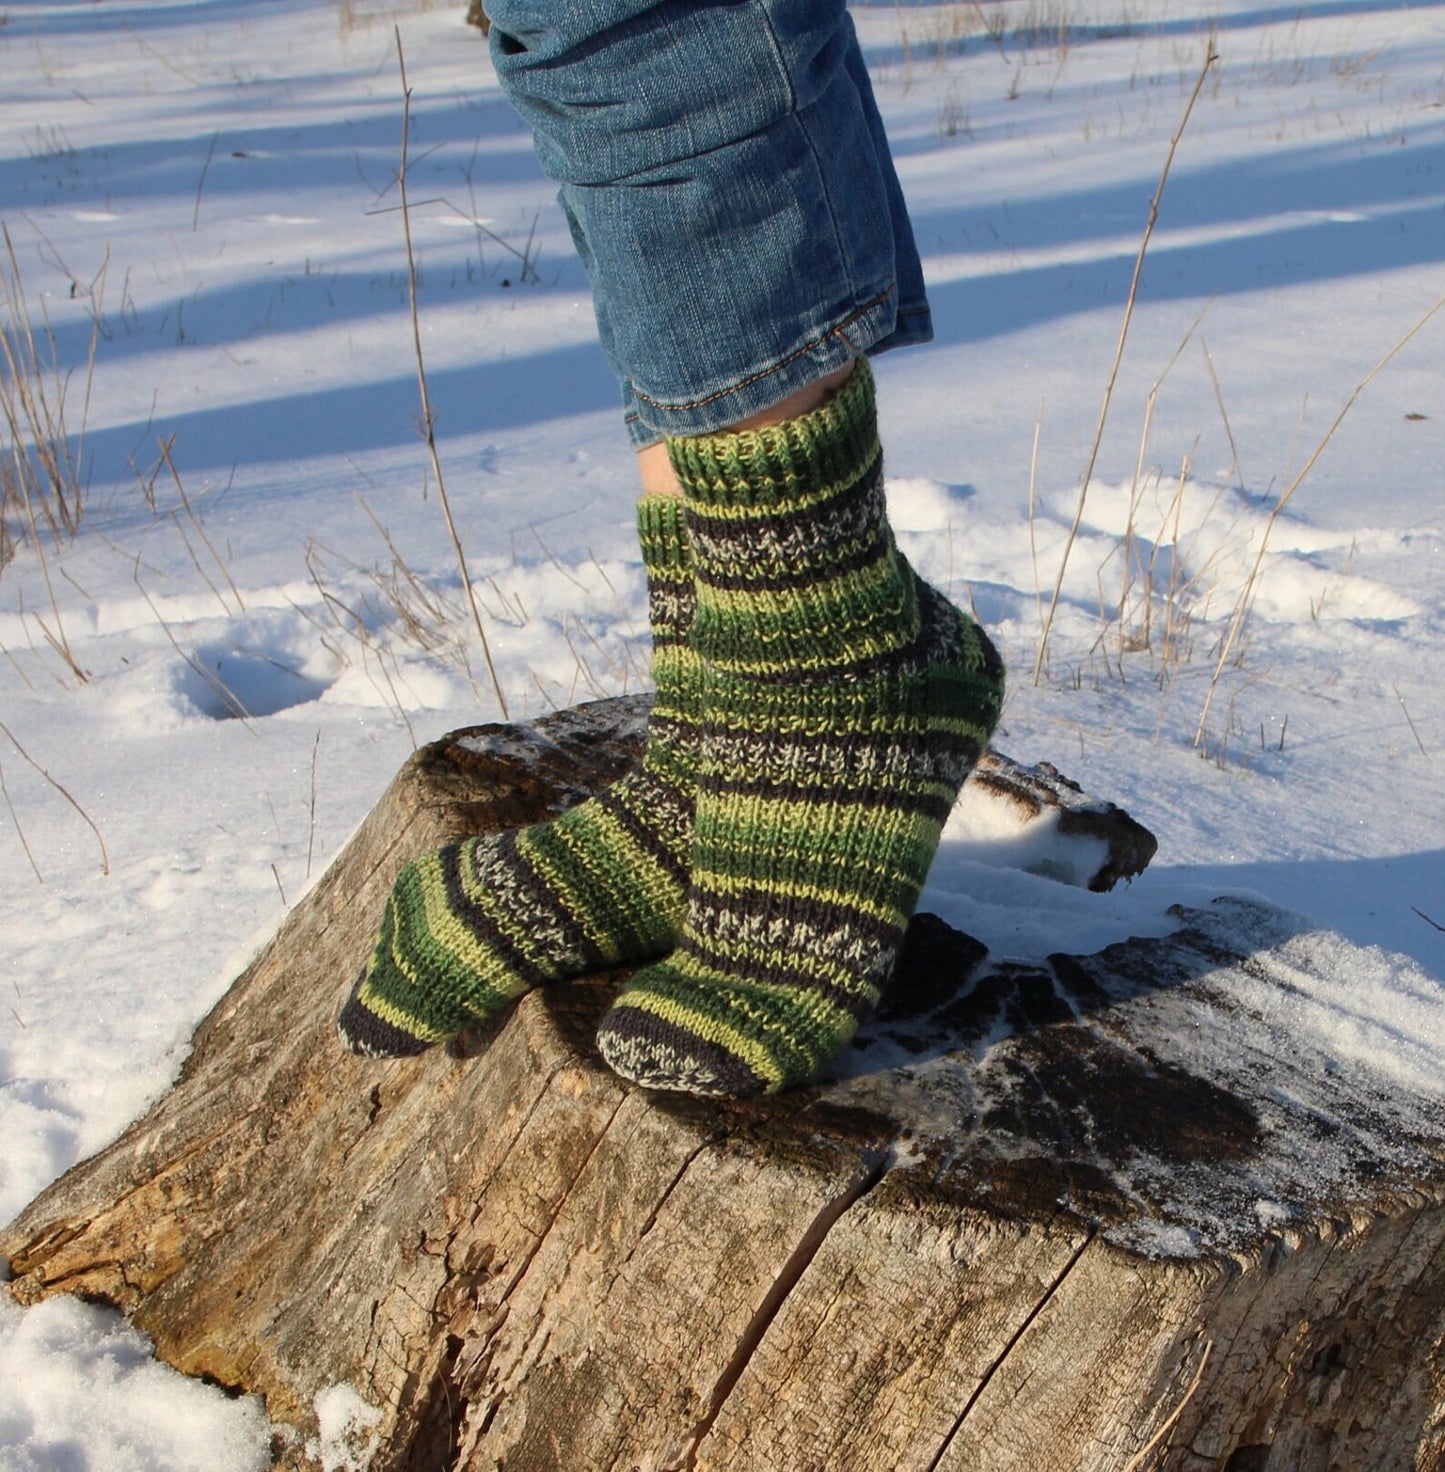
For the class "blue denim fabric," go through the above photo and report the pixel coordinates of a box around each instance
[487,0,932,446]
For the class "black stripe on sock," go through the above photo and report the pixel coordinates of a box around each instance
[440,841,557,993]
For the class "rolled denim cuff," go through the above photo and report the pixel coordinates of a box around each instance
[489,0,931,446]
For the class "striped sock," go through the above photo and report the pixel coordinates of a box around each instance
[595,362,1005,1096]
[339,497,700,1057]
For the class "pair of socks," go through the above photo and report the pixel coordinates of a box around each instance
[339,362,1004,1094]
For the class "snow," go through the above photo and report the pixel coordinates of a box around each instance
[1,0,1443,1462]
[0,1296,271,1471]
[305,1387,384,1472]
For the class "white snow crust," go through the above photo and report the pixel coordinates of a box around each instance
[305,1386,385,1472]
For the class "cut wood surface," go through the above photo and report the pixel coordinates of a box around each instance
[3,696,1443,1472]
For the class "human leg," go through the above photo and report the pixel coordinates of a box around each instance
[488,0,931,445]
[338,496,702,1054]
[596,362,1004,1094]
[635,362,856,499]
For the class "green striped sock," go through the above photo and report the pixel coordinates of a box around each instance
[339,496,701,1057]
[595,362,1005,1096]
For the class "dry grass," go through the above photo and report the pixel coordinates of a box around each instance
[394,30,509,718]
[1032,40,1218,685]
[1190,295,1445,746]
[1,222,106,680]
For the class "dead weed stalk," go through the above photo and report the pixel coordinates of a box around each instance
[394,29,508,719]
[1033,42,1218,684]
[1193,292,1445,746]
[1,222,105,681]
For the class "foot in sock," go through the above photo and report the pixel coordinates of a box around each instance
[339,496,701,1057]
[595,361,1005,1096]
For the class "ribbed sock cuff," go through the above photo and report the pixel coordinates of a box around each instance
[665,360,879,513]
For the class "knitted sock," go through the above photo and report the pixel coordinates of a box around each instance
[595,362,1005,1096]
[339,496,700,1057]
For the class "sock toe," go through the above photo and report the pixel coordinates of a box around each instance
[337,980,435,1058]
[596,994,768,1096]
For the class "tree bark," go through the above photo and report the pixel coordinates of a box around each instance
[3,696,1442,1472]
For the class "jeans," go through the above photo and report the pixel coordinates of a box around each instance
[487,0,932,446]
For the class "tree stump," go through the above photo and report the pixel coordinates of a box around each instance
[3,696,1443,1472]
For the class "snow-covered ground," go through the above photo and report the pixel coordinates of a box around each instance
[1,0,1442,1465]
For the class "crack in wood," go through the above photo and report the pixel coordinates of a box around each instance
[664,1146,894,1472]
[451,1066,573,1248]
[496,1083,628,1302]
[430,1083,632,1466]
[632,1132,728,1254]
[922,1227,1098,1472]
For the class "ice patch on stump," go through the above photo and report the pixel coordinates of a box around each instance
[837,898,1445,1259]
